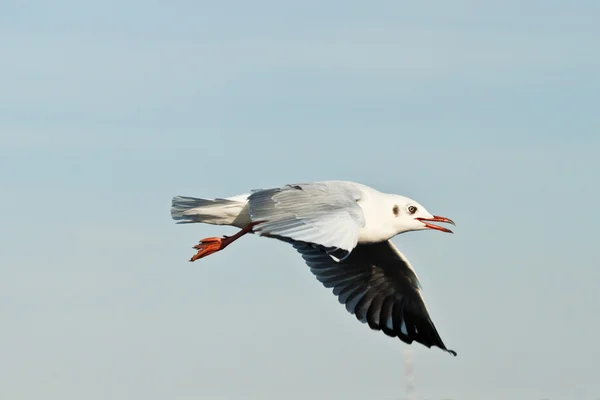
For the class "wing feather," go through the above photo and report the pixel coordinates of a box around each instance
[292,240,456,356]
[248,182,365,260]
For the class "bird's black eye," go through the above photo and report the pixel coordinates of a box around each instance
[407,205,417,214]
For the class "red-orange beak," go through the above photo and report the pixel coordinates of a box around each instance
[415,215,455,233]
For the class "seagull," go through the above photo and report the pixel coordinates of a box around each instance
[171,180,457,356]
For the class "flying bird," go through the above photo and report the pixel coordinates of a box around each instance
[171,180,457,356]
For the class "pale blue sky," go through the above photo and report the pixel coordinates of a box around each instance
[1,1,599,399]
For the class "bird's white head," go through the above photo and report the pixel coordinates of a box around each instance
[389,195,455,235]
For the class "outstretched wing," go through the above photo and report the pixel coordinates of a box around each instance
[293,240,456,355]
[248,182,365,261]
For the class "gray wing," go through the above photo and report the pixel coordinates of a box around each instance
[293,240,456,356]
[248,182,365,261]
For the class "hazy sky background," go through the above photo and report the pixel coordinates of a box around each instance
[1,1,599,399]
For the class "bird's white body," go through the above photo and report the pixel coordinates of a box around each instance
[172,180,438,245]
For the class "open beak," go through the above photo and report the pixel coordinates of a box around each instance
[415,215,455,233]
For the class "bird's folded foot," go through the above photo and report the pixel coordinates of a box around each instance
[190,237,225,262]
[188,224,258,262]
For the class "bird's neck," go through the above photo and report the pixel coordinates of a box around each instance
[356,192,401,243]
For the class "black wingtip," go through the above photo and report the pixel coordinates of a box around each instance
[447,349,457,356]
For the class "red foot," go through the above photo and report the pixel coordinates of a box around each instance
[190,237,225,262]
[187,223,259,263]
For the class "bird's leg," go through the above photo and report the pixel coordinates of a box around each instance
[189,223,257,262]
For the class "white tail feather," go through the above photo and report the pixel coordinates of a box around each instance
[171,195,250,227]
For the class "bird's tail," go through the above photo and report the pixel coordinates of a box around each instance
[170,195,249,226]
